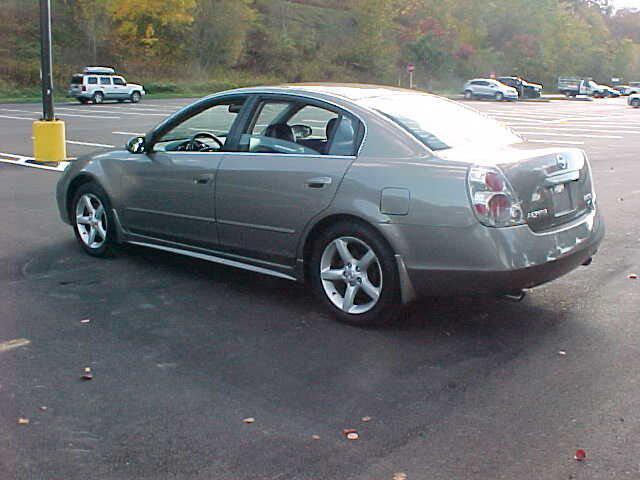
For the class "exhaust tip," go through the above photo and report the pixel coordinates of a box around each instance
[502,290,526,302]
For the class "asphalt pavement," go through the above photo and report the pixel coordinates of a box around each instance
[1,96,640,479]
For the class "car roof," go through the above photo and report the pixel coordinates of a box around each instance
[217,83,450,103]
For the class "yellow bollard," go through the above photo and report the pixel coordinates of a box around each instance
[33,119,67,163]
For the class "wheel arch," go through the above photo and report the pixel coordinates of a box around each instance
[66,173,110,222]
[299,213,398,282]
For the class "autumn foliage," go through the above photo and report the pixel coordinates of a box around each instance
[0,0,639,96]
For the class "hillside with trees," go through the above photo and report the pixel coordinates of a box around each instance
[1,0,639,98]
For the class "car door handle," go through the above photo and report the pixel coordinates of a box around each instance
[306,177,332,188]
[193,174,213,185]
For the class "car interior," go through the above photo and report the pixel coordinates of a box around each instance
[154,99,357,156]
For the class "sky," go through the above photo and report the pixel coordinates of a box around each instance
[611,0,640,9]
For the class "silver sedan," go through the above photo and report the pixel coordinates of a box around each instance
[56,85,604,325]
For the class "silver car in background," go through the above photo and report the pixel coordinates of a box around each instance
[56,85,604,325]
[463,79,519,101]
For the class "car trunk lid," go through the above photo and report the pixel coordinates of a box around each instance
[496,146,593,232]
[440,143,594,232]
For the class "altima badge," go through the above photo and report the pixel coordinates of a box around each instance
[527,208,549,219]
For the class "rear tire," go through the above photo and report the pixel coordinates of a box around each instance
[71,182,116,257]
[130,91,141,103]
[93,92,104,104]
[309,221,400,326]
[632,99,640,108]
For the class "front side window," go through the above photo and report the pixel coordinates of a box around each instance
[154,99,245,152]
[239,100,358,156]
[359,93,521,151]
[113,77,126,86]
[100,77,111,85]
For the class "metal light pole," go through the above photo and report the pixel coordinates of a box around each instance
[33,0,66,163]
[39,0,55,121]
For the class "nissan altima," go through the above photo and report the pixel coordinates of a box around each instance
[56,84,604,325]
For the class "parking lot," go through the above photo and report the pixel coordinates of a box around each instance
[1,96,640,479]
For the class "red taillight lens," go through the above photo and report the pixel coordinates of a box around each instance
[488,193,510,222]
[485,171,504,192]
[468,166,524,228]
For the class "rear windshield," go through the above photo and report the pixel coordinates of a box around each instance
[358,93,522,151]
[71,75,83,84]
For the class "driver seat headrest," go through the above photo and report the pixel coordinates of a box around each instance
[264,123,295,143]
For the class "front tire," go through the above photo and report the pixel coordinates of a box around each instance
[310,221,400,326]
[495,92,504,101]
[130,91,141,103]
[464,90,474,100]
[632,99,640,108]
[71,182,116,257]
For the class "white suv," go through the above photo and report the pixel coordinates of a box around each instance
[463,78,519,101]
[69,67,145,104]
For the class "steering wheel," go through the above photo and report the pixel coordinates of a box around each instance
[186,132,224,151]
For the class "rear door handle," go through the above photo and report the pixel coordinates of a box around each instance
[306,176,332,189]
[194,174,213,185]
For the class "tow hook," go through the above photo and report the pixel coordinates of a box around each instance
[502,290,526,302]
[582,257,593,266]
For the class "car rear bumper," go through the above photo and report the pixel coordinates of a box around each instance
[398,208,604,298]
[68,90,91,99]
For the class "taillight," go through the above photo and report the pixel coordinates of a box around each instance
[468,166,524,227]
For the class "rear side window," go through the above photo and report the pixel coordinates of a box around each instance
[100,77,111,85]
[87,77,98,85]
[71,75,83,85]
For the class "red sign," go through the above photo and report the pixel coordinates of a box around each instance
[406,63,415,73]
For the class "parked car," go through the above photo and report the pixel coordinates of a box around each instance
[601,85,621,98]
[68,67,146,104]
[630,93,640,108]
[616,85,634,96]
[463,79,519,101]
[557,77,604,97]
[56,84,604,325]
[497,76,543,98]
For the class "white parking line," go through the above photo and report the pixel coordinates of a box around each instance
[0,108,120,120]
[0,152,68,171]
[526,139,585,145]
[113,131,144,136]
[0,114,37,121]
[520,132,623,139]
[57,107,166,117]
[66,140,115,148]
[509,125,640,134]
[109,106,177,113]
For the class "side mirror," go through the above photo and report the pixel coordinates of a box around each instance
[291,124,312,139]
[126,136,146,154]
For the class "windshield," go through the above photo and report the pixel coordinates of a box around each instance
[358,93,522,151]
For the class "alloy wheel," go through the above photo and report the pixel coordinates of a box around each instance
[319,236,382,314]
[75,193,108,249]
